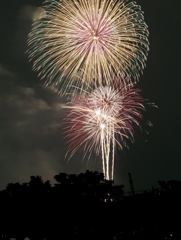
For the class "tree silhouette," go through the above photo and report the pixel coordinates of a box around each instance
[1,172,181,239]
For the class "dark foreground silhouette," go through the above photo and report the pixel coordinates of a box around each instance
[0,170,181,240]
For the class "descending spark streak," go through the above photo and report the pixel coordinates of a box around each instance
[63,83,146,180]
[27,0,149,96]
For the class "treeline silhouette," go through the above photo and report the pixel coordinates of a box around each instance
[0,170,181,240]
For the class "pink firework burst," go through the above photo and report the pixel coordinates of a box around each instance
[27,0,149,96]
[63,82,146,180]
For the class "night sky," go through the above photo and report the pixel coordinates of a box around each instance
[0,0,180,192]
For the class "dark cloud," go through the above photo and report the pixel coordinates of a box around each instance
[0,67,61,187]
[0,64,102,190]
[0,0,110,189]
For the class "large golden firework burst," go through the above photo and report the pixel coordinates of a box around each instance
[27,0,149,96]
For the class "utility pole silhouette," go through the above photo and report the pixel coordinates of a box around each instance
[128,172,135,195]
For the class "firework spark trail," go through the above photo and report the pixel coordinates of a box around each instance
[63,82,146,180]
[27,0,149,96]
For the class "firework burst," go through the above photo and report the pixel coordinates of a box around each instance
[27,0,149,96]
[63,82,146,180]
